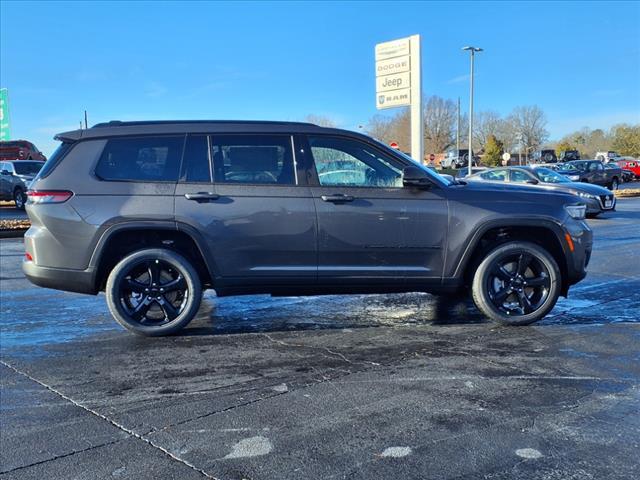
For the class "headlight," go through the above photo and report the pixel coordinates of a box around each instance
[575,191,596,199]
[568,175,580,181]
[565,204,586,220]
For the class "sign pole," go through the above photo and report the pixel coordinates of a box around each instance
[409,35,423,163]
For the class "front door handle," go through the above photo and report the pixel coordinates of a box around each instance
[321,194,355,203]
[184,192,220,202]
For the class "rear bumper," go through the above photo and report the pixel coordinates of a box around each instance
[22,261,98,294]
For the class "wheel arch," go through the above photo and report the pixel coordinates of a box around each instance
[89,221,216,292]
[454,220,571,296]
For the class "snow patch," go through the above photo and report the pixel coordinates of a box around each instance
[224,436,273,459]
[515,448,542,459]
[381,446,412,458]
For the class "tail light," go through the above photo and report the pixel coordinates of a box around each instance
[27,190,74,204]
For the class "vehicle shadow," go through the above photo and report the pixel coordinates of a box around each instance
[178,293,488,337]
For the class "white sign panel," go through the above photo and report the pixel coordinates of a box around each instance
[375,55,410,78]
[376,88,411,110]
[375,38,410,61]
[374,35,422,162]
[376,72,411,93]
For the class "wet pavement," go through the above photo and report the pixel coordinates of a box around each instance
[1,198,639,479]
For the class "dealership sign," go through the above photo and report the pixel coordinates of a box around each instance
[374,35,423,162]
[0,89,9,141]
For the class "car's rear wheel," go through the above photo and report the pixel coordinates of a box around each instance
[472,241,560,326]
[13,188,26,210]
[105,248,202,336]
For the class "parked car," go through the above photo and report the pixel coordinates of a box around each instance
[604,162,634,183]
[531,149,557,163]
[23,120,592,335]
[0,140,47,161]
[441,149,478,169]
[557,160,621,190]
[559,150,580,162]
[468,166,616,217]
[595,151,621,163]
[614,158,640,180]
[456,167,487,179]
[0,160,44,209]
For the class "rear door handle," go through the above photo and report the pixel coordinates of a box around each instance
[184,192,220,202]
[321,194,355,203]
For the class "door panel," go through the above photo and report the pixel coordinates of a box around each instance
[175,134,317,286]
[305,135,447,283]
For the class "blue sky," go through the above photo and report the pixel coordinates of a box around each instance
[1,0,639,155]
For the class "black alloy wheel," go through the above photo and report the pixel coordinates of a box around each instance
[486,252,551,316]
[106,248,202,336]
[119,258,189,326]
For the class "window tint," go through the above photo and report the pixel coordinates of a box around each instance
[308,135,402,187]
[480,169,508,181]
[211,135,295,185]
[96,136,183,182]
[13,161,43,175]
[510,169,531,183]
[180,135,210,182]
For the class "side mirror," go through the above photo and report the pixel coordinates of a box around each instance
[402,166,432,188]
[526,179,539,185]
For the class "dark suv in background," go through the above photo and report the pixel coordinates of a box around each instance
[23,121,592,336]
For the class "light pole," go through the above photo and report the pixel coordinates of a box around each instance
[462,46,482,176]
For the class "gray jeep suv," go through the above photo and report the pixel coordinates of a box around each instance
[23,120,592,336]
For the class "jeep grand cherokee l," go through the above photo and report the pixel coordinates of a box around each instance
[23,120,592,336]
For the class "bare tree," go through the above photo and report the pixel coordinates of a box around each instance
[474,111,504,150]
[423,96,456,154]
[304,114,337,128]
[506,106,549,153]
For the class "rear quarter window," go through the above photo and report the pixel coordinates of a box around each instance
[95,136,184,182]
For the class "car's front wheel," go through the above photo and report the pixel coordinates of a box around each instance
[472,241,561,326]
[105,248,202,336]
[13,188,26,210]
[609,177,619,190]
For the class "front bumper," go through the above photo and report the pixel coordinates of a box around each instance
[23,261,98,295]
[583,194,616,213]
[563,220,593,287]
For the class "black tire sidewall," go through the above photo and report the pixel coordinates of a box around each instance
[105,248,202,336]
[472,241,560,326]
[14,188,25,210]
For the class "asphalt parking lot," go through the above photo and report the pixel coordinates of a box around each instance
[1,198,639,480]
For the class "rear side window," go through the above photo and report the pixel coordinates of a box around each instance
[36,142,73,179]
[211,134,295,185]
[96,136,184,182]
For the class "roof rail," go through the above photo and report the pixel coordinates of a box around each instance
[91,120,318,128]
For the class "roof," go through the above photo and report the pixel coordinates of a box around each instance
[55,120,353,142]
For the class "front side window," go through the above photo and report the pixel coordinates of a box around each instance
[308,135,402,187]
[510,169,532,183]
[480,169,508,182]
[211,135,295,185]
[96,136,184,182]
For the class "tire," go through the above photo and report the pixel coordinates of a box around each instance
[13,188,26,210]
[471,241,561,326]
[609,178,619,190]
[105,248,202,336]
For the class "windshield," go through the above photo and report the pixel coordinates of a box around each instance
[12,161,43,175]
[394,150,454,186]
[535,168,571,183]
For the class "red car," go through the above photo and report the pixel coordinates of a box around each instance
[615,159,640,180]
[0,140,47,161]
